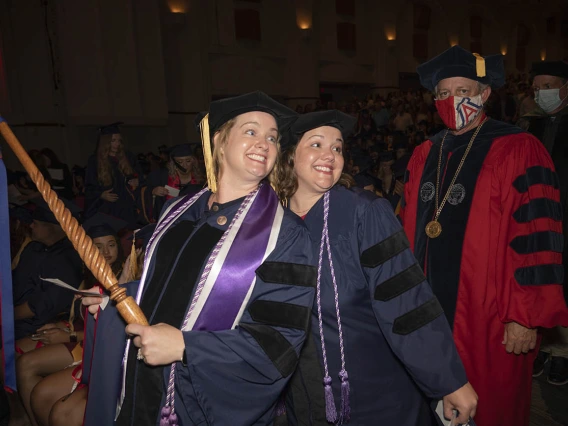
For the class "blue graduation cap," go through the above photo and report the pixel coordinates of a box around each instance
[169,144,193,158]
[417,45,505,92]
[128,223,157,249]
[284,110,357,150]
[98,122,123,136]
[195,91,298,140]
[83,212,128,239]
[530,61,568,79]
[30,197,82,225]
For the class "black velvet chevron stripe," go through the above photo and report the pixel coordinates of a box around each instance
[403,169,410,184]
[392,297,444,335]
[513,166,559,193]
[256,262,317,287]
[513,198,563,223]
[374,263,426,301]
[510,231,564,255]
[514,264,564,286]
[239,323,299,377]
[360,229,410,268]
[248,300,311,331]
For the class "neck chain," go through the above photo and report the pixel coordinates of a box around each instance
[425,118,487,238]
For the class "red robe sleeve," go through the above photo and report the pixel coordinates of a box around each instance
[399,141,432,250]
[492,133,568,329]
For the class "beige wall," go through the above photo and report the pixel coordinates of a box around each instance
[0,0,566,169]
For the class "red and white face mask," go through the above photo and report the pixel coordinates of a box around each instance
[435,95,484,130]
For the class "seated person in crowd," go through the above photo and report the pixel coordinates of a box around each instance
[12,198,83,342]
[15,214,127,426]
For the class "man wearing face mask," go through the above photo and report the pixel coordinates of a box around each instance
[400,46,568,426]
[518,61,568,387]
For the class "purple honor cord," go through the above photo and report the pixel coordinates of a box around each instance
[316,191,350,424]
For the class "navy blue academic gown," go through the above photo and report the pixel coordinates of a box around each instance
[12,238,83,339]
[85,152,145,227]
[83,189,317,426]
[285,186,467,426]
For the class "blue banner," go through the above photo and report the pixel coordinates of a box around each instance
[0,141,17,392]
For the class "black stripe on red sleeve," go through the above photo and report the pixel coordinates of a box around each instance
[510,231,564,255]
[514,264,564,286]
[513,166,559,193]
[513,198,562,223]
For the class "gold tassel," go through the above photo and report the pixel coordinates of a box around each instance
[473,53,486,77]
[199,113,217,193]
[130,230,138,281]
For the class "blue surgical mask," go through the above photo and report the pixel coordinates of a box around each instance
[535,82,568,114]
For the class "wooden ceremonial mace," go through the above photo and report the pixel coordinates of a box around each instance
[0,119,148,325]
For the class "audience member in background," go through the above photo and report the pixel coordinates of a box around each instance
[18,214,127,426]
[376,151,403,211]
[393,104,414,132]
[84,123,146,228]
[12,198,83,341]
[40,148,73,200]
[415,102,432,125]
[157,145,169,166]
[145,144,205,220]
[9,206,33,267]
[371,101,390,130]
[519,60,568,386]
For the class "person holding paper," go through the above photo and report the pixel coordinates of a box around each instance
[12,198,83,341]
[15,213,127,426]
[145,144,205,220]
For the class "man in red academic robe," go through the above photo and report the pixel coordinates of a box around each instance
[400,45,568,426]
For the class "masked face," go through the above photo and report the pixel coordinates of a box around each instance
[435,95,484,130]
[534,81,568,114]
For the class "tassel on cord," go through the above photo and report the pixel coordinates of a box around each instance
[323,376,338,423]
[129,229,138,280]
[339,369,351,423]
[199,113,217,193]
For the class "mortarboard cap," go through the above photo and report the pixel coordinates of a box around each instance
[196,91,298,137]
[352,157,373,174]
[169,144,193,158]
[283,110,357,150]
[128,223,157,249]
[195,91,298,192]
[354,173,378,189]
[98,122,123,136]
[417,45,505,92]
[530,61,568,79]
[83,212,128,239]
[30,197,82,225]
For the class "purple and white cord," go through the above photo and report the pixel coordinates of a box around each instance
[316,191,350,424]
[160,186,260,426]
